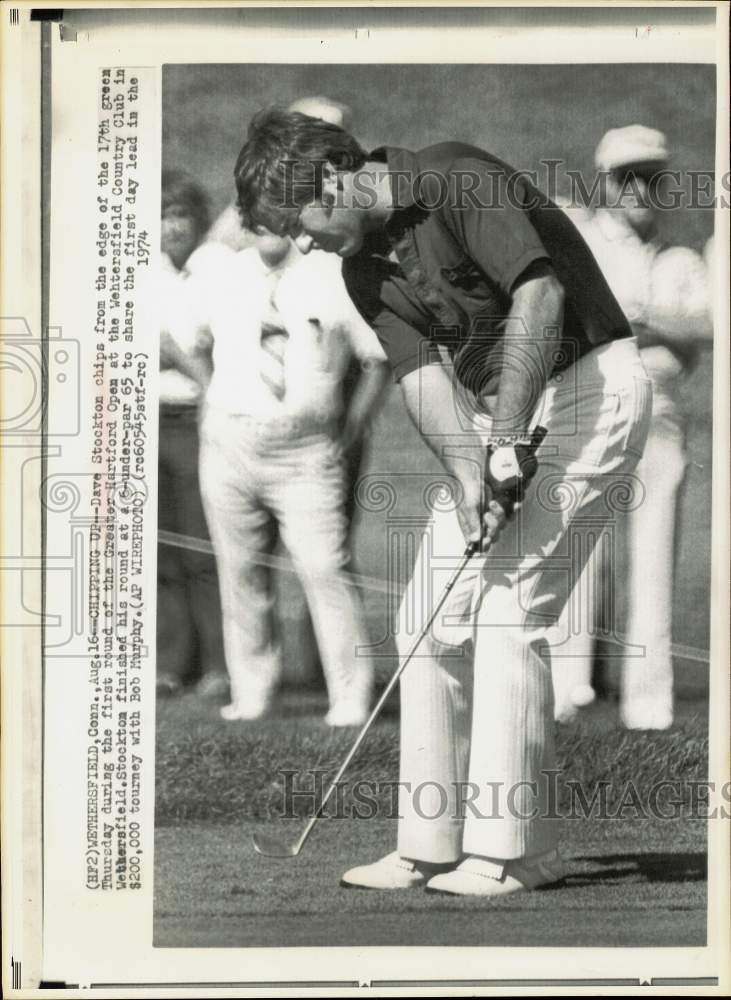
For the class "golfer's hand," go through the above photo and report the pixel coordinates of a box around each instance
[484,430,546,520]
[456,480,507,553]
[482,493,509,548]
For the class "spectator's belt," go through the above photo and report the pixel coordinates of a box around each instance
[160,402,199,420]
[211,410,340,441]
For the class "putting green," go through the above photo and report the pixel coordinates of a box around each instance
[153,816,707,948]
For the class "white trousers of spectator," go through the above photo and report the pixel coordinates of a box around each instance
[396,339,652,863]
[551,378,686,729]
[199,407,373,712]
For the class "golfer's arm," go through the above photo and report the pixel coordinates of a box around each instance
[400,363,485,494]
[490,271,565,437]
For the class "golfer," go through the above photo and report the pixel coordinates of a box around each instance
[233,111,652,895]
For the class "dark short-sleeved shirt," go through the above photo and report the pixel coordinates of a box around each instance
[343,143,631,391]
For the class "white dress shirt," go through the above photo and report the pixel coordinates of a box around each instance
[201,246,386,423]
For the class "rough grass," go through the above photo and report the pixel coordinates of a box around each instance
[155,691,708,826]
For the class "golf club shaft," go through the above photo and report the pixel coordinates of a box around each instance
[293,539,481,854]
[283,426,548,855]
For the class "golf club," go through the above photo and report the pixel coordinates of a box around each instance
[252,539,479,858]
[253,425,547,858]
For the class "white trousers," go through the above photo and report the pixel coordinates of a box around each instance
[396,339,652,863]
[551,381,687,728]
[199,408,373,710]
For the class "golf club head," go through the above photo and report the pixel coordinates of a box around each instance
[252,832,301,858]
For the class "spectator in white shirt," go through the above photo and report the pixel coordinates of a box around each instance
[552,126,713,729]
[196,230,389,724]
[205,95,381,692]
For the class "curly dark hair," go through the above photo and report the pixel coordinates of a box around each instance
[234,109,368,233]
[161,169,211,237]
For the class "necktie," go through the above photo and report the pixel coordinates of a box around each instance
[259,270,289,401]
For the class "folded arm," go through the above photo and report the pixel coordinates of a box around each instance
[160,326,214,392]
[490,265,565,437]
[341,355,391,451]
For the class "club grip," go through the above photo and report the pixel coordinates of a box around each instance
[466,426,548,557]
[529,424,548,453]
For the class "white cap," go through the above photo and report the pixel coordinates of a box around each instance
[595,124,669,171]
[287,96,353,130]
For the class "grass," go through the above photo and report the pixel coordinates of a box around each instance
[155,690,708,825]
[154,815,707,948]
[154,691,709,948]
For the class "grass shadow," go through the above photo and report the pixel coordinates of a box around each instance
[556,851,707,887]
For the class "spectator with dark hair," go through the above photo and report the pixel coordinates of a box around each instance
[161,169,212,262]
[154,169,230,697]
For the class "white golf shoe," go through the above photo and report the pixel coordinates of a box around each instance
[571,683,596,708]
[554,701,578,724]
[426,849,566,897]
[220,696,271,722]
[325,700,369,727]
[196,673,230,700]
[620,700,673,731]
[555,684,596,724]
[341,851,453,890]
